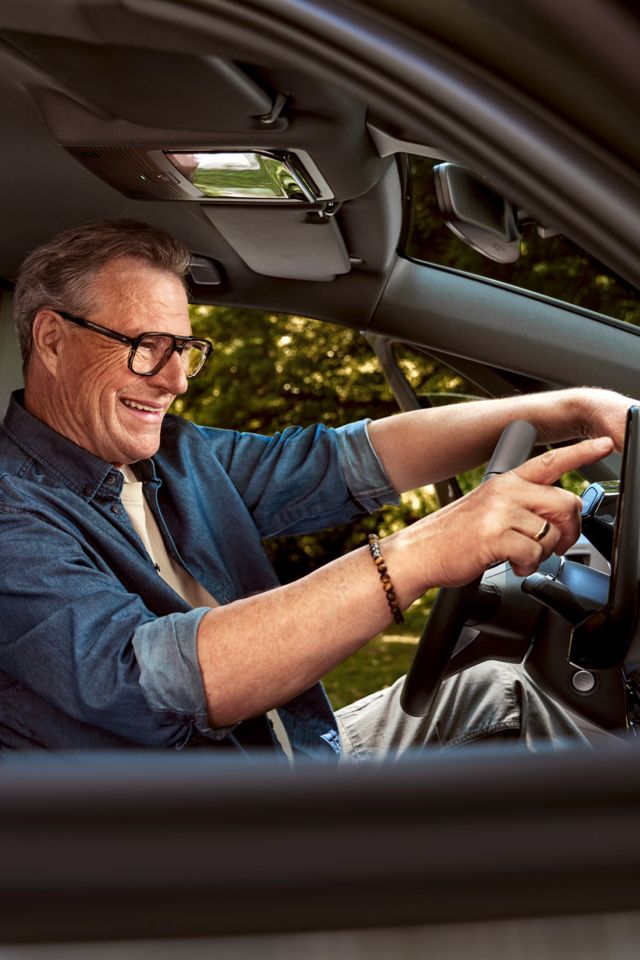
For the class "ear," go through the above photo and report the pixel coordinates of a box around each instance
[30,310,65,376]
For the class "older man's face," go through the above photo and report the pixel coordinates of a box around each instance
[48,257,192,464]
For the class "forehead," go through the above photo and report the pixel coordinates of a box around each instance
[90,257,190,334]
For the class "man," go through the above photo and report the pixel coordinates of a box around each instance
[0,218,628,756]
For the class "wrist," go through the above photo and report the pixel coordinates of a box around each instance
[367,533,404,624]
[525,387,591,445]
[383,517,444,601]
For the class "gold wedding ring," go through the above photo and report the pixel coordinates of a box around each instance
[532,519,551,542]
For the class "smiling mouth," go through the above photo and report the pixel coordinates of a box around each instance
[120,398,166,415]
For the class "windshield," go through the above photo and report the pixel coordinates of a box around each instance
[403,156,640,327]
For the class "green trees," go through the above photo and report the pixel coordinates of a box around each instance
[178,308,397,435]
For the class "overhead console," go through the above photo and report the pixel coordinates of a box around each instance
[64,147,334,205]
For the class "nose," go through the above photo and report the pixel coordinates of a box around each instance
[153,347,189,395]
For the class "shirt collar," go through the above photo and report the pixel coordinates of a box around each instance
[3,390,124,500]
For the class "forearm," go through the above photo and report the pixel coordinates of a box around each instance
[368,387,624,493]
[196,535,425,727]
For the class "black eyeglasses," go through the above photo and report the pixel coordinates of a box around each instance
[56,311,213,379]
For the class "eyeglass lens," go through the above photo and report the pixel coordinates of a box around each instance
[132,335,208,378]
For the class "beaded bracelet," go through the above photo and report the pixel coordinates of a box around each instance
[367,533,405,625]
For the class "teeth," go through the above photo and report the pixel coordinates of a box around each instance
[122,399,159,413]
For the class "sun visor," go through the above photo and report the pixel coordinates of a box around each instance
[202,206,351,282]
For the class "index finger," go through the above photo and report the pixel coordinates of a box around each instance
[514,437,614,487]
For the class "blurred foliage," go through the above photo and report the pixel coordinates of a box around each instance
[324,637,417,710]
[180,309,396,434]
[405,157,640,326]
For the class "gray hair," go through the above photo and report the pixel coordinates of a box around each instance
[13,217,191,370]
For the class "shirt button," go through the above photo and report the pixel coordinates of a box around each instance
[111,504,120,516]
[105,473,117,486]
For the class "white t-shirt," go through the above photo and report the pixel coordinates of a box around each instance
[119,465,218,610]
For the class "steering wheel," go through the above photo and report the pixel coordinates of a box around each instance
[400,419,538,717]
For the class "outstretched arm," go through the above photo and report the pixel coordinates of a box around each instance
[367,386,631,493]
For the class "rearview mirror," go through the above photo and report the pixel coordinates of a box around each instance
[433,162,521,263]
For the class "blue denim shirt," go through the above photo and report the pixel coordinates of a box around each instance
[0,391,398,755]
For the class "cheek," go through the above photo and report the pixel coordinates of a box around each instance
[74,346,130,392]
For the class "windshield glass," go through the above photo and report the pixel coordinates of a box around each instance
[403,156,640,327]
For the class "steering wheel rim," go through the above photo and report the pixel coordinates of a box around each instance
[400,420,538,717]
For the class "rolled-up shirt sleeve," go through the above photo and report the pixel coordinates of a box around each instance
[0,496,230,749]
[132,607,234,740]
[194,417,399,538]
[334,419,399,512]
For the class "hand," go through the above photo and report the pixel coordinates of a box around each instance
[574,388,635,452]
[399,436,614,588]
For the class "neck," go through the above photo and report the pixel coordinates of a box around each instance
[23,367,55,427]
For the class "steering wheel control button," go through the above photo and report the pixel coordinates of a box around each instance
[580,484,601,517]
[571,669,598,695]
